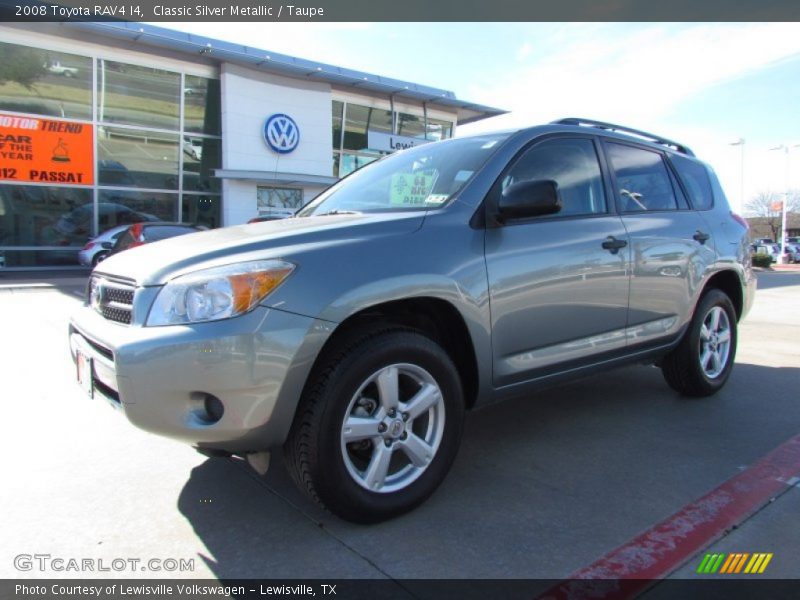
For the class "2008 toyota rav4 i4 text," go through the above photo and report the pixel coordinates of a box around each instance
[70,119,755,523]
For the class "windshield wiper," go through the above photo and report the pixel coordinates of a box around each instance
[315,210,362,216]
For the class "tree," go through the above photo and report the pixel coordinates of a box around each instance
[745,190,800,241]
[0,44,47,88]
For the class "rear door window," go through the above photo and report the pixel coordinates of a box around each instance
[606,142,678,212]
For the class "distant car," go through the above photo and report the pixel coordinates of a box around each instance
[783,243,800,263]
[752,237,775,245]
[182,137,203,161]
[752,244,779,263]
[78,224,130,267]
[786,237,800,245]
[46,61,79,77]
[110,222,207,256]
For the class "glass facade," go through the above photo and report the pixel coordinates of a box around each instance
[0,40,221,268]
[332,100,454,178]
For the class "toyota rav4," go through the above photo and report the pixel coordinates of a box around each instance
[69,118,755,522]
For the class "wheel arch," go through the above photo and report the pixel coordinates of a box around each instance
[700,269,744,321]
[309,296,482,410]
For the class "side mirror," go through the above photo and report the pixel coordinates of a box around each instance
[101,242,113,249]
[497,179,561,222]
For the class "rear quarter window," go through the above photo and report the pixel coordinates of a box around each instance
[670,154,714,211]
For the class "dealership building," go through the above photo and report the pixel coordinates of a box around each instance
[0,22,503,269]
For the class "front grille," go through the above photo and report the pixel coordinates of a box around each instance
[90,276,136,325]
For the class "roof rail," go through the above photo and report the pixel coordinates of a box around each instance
[552,118,695,156]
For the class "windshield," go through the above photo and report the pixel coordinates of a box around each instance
[298,133,509,216]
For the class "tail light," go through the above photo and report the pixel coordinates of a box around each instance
[731,212,749,230]
[82,242,96,251]
[130,223,144,242]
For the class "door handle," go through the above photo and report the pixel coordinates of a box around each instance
[693,230,710,244]
[602,236,628,254]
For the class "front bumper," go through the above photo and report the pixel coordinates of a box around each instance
[69,302,328,453]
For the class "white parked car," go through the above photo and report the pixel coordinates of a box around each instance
[752,243,780,263]
[77,224,130,267]
[182,137,203,160]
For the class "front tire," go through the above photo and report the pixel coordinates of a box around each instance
[661,289,737,397]
[284,328,464,523]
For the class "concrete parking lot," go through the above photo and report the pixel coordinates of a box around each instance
[0,270,798,591]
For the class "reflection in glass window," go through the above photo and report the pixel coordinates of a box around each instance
[607,143,678,212]
[426,117,453,141]
[0,184,92,246]
[182,194,220,229]
[182,137,221,192]
[332,100,343,151]
[97,60,180,130]
[396,112,425,138]
[98,190,177,227]
[256,187,303,213]
[0,42,92,120]
[183,75,221,135]
[670,154,714,211]
[504,138,607,217]
[0,249,82,267]
[343,104,392,151]
[98,127,179,190]
[339,153,379,178]
[298,134,508,216]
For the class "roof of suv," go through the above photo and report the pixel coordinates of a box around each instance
[495,117,697,160]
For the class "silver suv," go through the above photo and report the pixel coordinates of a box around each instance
[70,118,755,523]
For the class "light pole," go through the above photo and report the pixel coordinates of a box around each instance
[729,138,745,212]
[768,144,793,264]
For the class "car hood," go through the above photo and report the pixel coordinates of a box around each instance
[94,212,425,286]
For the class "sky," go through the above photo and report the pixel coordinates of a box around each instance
[161,22,800,214]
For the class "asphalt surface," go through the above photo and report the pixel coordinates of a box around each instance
[0,271,798,585]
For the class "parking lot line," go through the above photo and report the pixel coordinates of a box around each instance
[539,433,800,599]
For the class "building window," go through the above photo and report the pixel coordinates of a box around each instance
[0,41,93,120]
[97,60,181,130]
[331,100,454,178]
[183,75,221,135]
[257,187,303,214]
[0,184,92,247]
[98,127,180,190]
[0,39,222,269]
[182,194,220,229]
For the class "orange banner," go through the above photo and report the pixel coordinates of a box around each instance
[0,113,94,185]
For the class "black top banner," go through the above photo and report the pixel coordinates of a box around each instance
[2,0,800,22]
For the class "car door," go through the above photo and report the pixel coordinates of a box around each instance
[485,136,631,387]
[602,140,715,347]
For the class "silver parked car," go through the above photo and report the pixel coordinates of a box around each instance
[69,119,755,522]
[77,224,129,267]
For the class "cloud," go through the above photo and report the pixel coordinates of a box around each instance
[461,23,800,134]
[516,41,532,62]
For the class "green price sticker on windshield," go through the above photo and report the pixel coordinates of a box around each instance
[391,172,436,205]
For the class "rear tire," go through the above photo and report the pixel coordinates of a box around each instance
[92,251,109,267]
[661,289,737,397]
[284,327,464,523]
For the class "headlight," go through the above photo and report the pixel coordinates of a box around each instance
[146,260,295,326]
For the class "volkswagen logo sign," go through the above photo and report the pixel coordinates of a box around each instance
[263,113,300,154]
